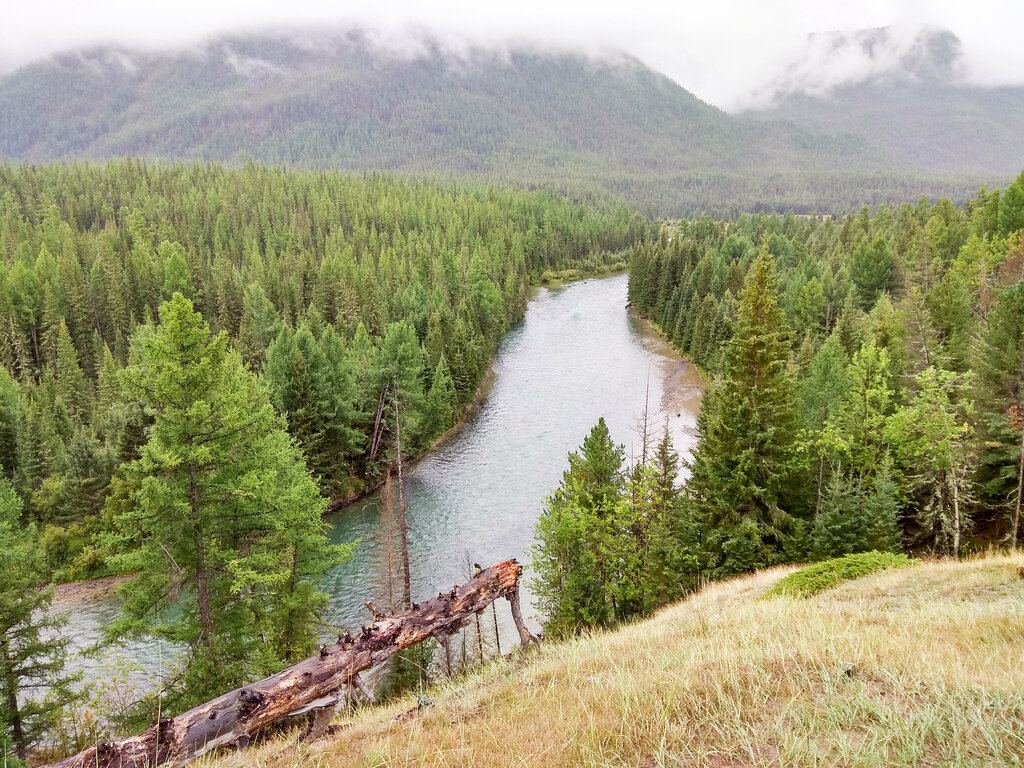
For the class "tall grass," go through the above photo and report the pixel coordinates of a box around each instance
[204,554,1024,768]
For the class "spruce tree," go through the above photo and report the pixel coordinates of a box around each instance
[680,250,800,578]
[54,320,92,422]
[424,356,456,438]
[811,461,902,560]
[974,281,1024,549]
[106,294,345,709]
[800,334,851,515]
[0,478,78,763]
[530,418,625,637]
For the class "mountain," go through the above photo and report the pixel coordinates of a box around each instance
[0,30,1003,214]
[745,27,1024,178]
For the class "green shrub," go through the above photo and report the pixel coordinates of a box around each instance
[765,551,914,599]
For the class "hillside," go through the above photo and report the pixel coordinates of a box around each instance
[747,27,1024,178]
[0,31,993,215]
[203,554,1024,767]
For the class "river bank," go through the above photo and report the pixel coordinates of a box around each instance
[51,574,133,606]
[50,273,609,604]
[55,274,706,677]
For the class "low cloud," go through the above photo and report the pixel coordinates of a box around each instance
[2,0,1022,110]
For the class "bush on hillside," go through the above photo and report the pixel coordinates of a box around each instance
[765,551,913,598]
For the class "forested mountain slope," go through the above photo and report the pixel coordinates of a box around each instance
[746,27,1024,177]
[0,31,993,215]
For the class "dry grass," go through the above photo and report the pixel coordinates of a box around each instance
[204,554,1024,768]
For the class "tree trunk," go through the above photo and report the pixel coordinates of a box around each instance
[189,461,214,649]
[1,640,26,760]
[395,400,412,609]
[815,453,825,518]
[951,470,961,561]
[44,559,537,768]
[1013,427,1023,550]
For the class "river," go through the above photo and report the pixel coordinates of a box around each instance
[55,273,704,690]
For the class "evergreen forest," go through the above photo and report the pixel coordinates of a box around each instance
[533,169,1024,637]
[3,156,1024,761]
[0,160,641,760]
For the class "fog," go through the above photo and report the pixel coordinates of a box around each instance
[2,0,1022,110]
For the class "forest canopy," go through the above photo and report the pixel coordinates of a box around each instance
[0,159,644,582]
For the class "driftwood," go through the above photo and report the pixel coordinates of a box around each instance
[47,559,538,768]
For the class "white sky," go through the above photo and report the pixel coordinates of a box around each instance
[2,0,1022,110]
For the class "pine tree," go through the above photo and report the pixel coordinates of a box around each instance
[0,478,78,763]
[106,294,346,709]
[974,281,1024,549]
[800,334,851,515]
[423,356,456,438]
[998,170,1024,237]
[54,320,92,422]
[530,418,625,638]
[680,250,801,578]
[850,234,898,309]
[811,461,902,560]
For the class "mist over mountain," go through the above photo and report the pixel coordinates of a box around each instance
[745,26,1024,177]
[0,29,1008,214]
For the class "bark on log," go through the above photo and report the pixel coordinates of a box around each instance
[47,558,537,768]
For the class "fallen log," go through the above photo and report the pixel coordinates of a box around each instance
[47,558,538,768]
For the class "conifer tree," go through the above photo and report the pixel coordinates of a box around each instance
[54,320,91,422]
[800,334,850,515]
[106,294,345,709]
[424,356,456,437]
[0,477,78,763]
[810,460,902,559]
[531,418,625,638]
[680,250,801,578]
[974,281,1024,549]
[886,367,974,557]
[837,341,894,479]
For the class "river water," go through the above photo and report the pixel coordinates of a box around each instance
[56,273,703,688]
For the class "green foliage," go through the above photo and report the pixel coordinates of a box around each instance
[0,160,639,586]
[886,367,974,556]
[765,551,913,599]
[631,178,1024,565]
[0,478,79,762]
[850,235,898,309]
[998,170,1024,236]
[531,418,680,638]
[104,294,349,711]
[973,281,1024,548]
[811,463,903,560]
[678,250,802,579]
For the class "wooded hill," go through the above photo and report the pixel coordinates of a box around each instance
[0,31,998,215]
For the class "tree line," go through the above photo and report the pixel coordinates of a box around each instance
[534,169,1024,637]
[0,159,643,763]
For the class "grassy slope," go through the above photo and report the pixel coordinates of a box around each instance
[204,554,1024,767]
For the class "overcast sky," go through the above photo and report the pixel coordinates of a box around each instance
[2,0,1022,110]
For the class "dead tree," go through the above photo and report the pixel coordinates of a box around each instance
[45,559,538,768]
[394,395,412,608]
